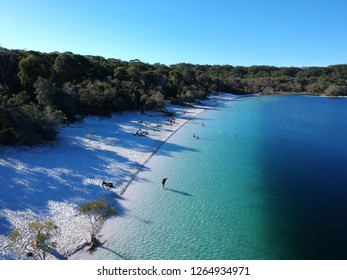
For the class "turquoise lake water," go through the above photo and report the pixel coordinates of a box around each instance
[92,94,347,260]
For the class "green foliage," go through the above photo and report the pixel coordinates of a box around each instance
[9,228,21,241]
[324,85,347,96]
[114,66,128,80]
[52,52,91,84]
[79,198,117,220]
[27,220,59,252]
[306,82,328,95]
[34,77,57,107]
[79,198,117,240]
[144,90,165,110]
[77,80,118,115]
[0,93,64,145]
[0,48,21,94]
[8,220,60,260]
[17,55,39,89]
[1,47,347,145]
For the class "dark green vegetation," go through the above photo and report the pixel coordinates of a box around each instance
[1,48,346,145]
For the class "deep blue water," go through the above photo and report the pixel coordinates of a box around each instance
[251,95,347,259]
[91,94,347,260]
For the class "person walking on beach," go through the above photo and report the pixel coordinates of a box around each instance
[162,177,167,189]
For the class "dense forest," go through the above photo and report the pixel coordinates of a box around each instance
[1,47,347,145]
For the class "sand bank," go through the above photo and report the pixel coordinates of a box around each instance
[0,94,237,259]
[69,94,239,260]
[0,106,203,259]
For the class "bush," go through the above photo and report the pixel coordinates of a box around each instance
[8,220,60,260]
[324,85,347,96]
[79,198,117,242]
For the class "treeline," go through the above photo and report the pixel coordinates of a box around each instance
[1,47,347,145]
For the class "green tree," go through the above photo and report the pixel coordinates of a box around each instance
[78,80,120,115]
[1,98,63,145]
[306,82,327,95]
[34,77,57,107]
[52,52,90,84]
[144,91,165,111]
[0,48,20,94]
[8,220,60,260]
[114,66,129,80]
[324,85,347,96]
[18,54,43,89]
[79,198,117,242]
[4,48,347,146]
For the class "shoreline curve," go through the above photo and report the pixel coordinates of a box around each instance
[119,107,206,195]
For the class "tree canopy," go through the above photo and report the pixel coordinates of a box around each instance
[79,198,117,243]
[1,47,346,145]
[8,220,60,260]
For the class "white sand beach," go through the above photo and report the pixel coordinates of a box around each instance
[0,94,236,260]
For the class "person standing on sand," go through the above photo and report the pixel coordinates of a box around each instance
[162,177,167,188]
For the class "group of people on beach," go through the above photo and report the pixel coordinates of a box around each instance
[167,118,176,126]
[133,112,209,191]
[134,113,178,136]
[134,128,148,136]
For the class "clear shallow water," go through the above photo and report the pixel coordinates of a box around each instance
[92,95,347,260]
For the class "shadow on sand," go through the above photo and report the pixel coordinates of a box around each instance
[67,240,128,260]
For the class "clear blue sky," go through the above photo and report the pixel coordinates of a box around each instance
[1,0,346,67]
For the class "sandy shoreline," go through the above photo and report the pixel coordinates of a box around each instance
[68,108,207,260]
[0,94,238,260]
[0,94,232,260]
[69,93,238,260]
[119,107,206,196]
